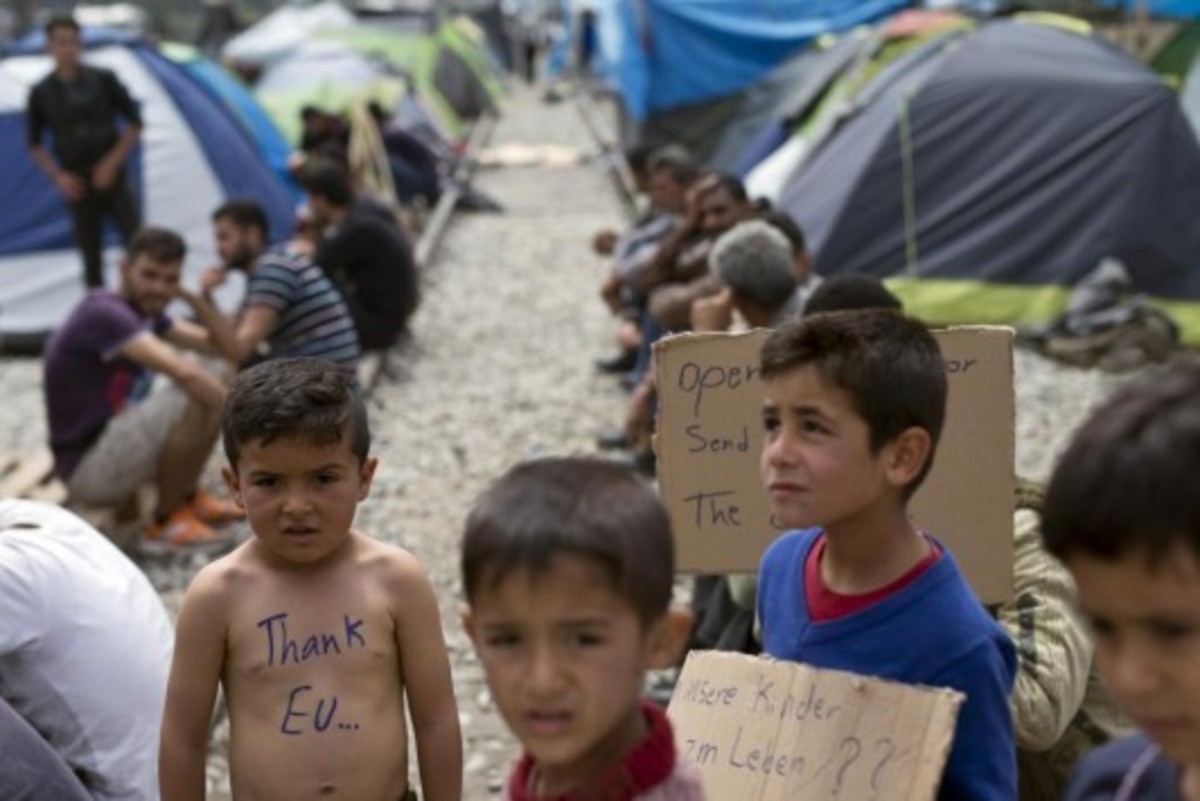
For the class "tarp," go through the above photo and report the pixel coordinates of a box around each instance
[591,0,911,119]
[772,18,1200,342]
[0,31,294,346]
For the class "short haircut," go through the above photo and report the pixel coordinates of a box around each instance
[803,274,903,316]
[648,145,699,185]
[127,226,186,265]
[760,310,946,497]
[760,210,807,256]
[624,143,656,176]
[1043,360,1200,566]
[212,199,269,240]
[299,159,353,208]
[710,220,796,309]
[45,15,80,37]
[704,173,749,204]
[462,458,675,625]
[222,357,370,470]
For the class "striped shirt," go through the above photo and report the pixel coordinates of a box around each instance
[245,249,360,368]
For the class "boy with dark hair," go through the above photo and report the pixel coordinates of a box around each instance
[756,309,1017,799]
[28,13,142,288]
[184,199,360,370]
[1044,361,1200,799]
[461,458,702,800]
[160,357,461,801]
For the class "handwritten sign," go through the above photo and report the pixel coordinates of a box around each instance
[667,651,963,800]
[256,611,366,735]
[654,327,1015,603]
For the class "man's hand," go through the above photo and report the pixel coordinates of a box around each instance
[683,174,720,232]
[91,158,119,192]
[691,287,735,333]
[55,171,86,202]
[592,229,618,256]
[624,377,656,446]
[199,267,227,300]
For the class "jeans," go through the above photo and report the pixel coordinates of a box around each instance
[68,174,140,288]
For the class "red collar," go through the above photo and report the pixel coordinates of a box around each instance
[507,701,676,801]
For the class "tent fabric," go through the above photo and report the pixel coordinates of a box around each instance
[0,40,293,343]
[222,0,357,66]
[160,43,300,201]
[773,19,1200,342]
[593,0,910,119]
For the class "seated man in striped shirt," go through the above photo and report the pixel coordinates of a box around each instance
[182,199,360,372]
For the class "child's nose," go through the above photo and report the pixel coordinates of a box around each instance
[526,646,565,695]
[282,489,314,516]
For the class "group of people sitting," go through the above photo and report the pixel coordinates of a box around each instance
[43,157,420,548]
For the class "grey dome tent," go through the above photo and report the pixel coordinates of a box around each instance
[774,17,1200,343]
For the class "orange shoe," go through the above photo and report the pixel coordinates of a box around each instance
[189,490,246,526]
[144,506,233,550]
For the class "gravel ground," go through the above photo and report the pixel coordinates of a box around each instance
[0,85,1154,799]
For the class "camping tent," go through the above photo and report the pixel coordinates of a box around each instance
[769,17,1200,342]
[161,42,300,201]
[0,30,295,349]
[222,0,358,67]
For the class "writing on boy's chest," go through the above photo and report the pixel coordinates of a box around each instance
[237,610,395,738]
[256,611,370,667]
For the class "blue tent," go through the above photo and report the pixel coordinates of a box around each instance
[1,28,295,347]
[590,0,910,120]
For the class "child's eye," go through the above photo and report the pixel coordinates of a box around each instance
[484,633,522,650]
[253,476,280,489]
[315,473,340,485]
[1087,616,1117,640]
[1149,620,1195,643]
[762,414,780,434]
[801,419,829,436]
[567,631,604,648]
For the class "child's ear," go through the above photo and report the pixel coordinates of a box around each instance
[221,466,244,509]
[460,604,479,647]
[357,457,379,501]
[646,607,695,670]
[883,426,933,491]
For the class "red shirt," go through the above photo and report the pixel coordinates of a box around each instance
[805,533,942,622]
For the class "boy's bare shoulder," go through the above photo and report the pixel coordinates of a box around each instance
[186,540,270,599]
[351,532,434,591]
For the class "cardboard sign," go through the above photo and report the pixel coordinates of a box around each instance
[667,651,964,800]
[654,327,1015,603]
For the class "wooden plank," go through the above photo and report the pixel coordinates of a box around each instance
[0,448,55,498]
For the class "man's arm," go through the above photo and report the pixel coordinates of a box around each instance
[178,287,278,367]
[26,92,85,201]
[389,553,462,801]
[118,332,225,411]
[92,70,142,191]
[998,508,1094,751]
[160,568,229,801]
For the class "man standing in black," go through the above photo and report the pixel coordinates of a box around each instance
[27,15,143,289]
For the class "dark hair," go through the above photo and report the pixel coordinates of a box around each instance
[760,310,946,497]
[803,274,903,316]
[760,210,807,256]
[648,145,699,185]
[300,105,322,121]
[212,199,269,240]
[222,358,370,470]
[462,458,675,625]
[1043,360,1200,566]
[299,159,353,208]
[45,15,80,38]
[624,143,656,176]
[703,173,749,204]
[127,226,186,265]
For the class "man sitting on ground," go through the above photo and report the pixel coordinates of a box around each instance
[43,226,240,546]
[186,199,360,371]
[300,160,420,352]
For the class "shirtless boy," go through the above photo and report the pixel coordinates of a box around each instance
[159,357,462,801]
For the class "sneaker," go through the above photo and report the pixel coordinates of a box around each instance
[144,506,233,550]
[189,490,246,526]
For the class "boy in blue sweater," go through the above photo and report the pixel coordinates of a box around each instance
[755,310,1017,799]
[1045,363,1200,801]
